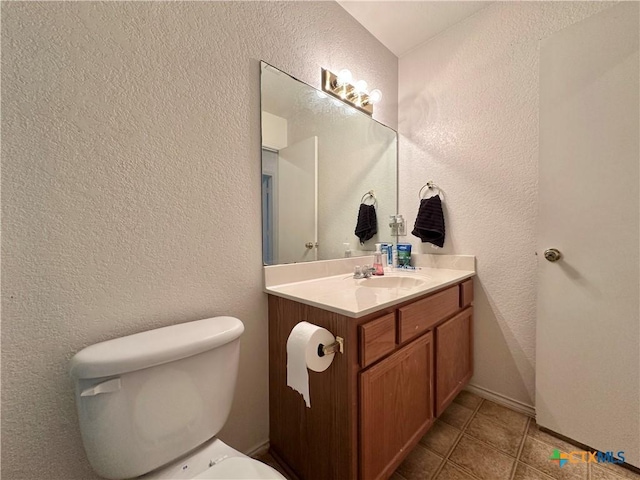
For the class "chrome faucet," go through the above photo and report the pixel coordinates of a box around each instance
[354,265,376,279]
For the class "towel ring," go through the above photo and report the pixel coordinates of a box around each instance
[418,181,444,200]
[361,190,377,207]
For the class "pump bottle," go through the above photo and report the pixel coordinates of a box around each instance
[373,243,384,276]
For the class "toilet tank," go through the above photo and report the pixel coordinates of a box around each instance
[69,316,244,480]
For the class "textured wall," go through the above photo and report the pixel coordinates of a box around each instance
[1,3,397,479]
[398,1,614,407]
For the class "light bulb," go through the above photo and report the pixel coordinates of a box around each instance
[355,80,368,94]
[336,69,352,86]
[369,89,383,104]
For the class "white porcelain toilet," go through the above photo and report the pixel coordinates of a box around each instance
[69,316,285,480]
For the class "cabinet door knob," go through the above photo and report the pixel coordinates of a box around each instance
[544,248,562,262]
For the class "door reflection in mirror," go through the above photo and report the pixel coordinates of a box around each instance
[260,61,397,265]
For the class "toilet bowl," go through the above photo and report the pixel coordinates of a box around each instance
[69,316,284,480]
[142,437,282,480]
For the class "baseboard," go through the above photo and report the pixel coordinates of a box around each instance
[465,383,536,417]
[246,388,535,458]
[246,439,270,458]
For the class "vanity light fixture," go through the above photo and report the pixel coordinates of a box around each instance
[321,68,382,116]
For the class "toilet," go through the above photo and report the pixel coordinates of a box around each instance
[69,316,285,480]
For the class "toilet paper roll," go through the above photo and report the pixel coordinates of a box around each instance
[286,321,336,408]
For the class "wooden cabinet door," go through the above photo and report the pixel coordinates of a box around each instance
[435,307,473,416]
[360,332,434,480]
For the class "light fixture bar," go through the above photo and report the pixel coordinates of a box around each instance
[321,69,374,116]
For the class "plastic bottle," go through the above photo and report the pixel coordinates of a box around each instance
[380,243,390,268]
[373,243,384,276]
[391,246,398,269]
[343,243,351,258]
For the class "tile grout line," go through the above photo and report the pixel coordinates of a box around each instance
[524,427,606,480]
[432,398,485,479]
[516,423,582,480]
[468,409,532,458]
[508,416,532,480]
[409,393,625,480]
[449,414,529,462]
[446,401,539,480]
[398,398,485,480]
[455,428,529,462]
[516,456,563,480]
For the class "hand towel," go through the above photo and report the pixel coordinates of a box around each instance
[412,195,445,247]
[355,204,377,244]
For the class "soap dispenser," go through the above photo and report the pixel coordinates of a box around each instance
[343,243,351,258]
[373,243,384,276]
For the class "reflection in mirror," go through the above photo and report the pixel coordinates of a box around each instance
[260,61,397,265]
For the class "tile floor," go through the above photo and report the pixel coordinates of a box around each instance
[258,390,640,480]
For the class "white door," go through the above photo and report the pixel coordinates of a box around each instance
[277,136,318,264]
[536,3,639,467]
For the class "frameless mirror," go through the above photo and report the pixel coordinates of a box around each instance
[260,61,397,265]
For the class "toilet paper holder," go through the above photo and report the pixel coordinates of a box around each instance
[317,336,344,357]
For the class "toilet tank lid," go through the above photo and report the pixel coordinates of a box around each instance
[69,316,244,379]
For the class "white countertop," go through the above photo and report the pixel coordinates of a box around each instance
[264,260,475,318]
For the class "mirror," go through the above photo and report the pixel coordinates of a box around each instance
[260,61,397,265]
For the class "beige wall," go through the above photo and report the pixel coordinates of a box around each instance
[398,1,614,407]
[1,3,397,479]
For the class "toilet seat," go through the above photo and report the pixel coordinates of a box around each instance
[194,457,285,479]
[142,438,286,480]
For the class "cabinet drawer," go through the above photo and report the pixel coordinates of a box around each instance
[460,279,474,308]
[360,313,396,368]
[398,286,459,343]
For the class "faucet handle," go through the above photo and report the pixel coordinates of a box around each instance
[353,265,364,279]
[354,265,376,278]
[361,265,376,278]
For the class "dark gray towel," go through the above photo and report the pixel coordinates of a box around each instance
[412,195,445,247]
[355,204,377,244]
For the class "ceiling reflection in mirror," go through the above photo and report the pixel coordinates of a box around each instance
[260,61,397,265]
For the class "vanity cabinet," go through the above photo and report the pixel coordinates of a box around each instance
[267,279,473,480]
[435,307,473,416]
[360,332,433,480]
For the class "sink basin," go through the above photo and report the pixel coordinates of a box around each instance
[357,276,426,289]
